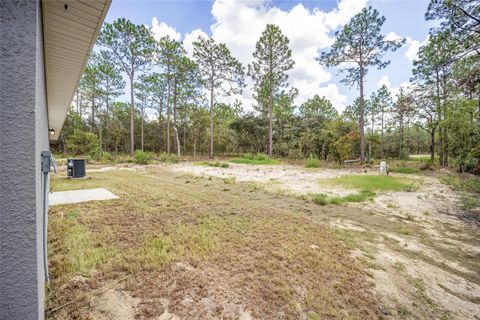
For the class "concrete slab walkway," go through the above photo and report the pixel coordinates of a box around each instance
[49,188,118,206]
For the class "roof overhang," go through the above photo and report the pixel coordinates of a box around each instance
[42,0,111,140]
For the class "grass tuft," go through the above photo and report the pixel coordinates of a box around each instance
[305,156,321,168]
[328,174,411,192]
[198,160,230,168]
[158,152,179,163]
[230,153,278,165]
[310,190,376,206]
[134,150,153,164]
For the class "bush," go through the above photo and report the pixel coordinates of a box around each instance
[305,155,321,168]
[134,150,153,165]
[65,130,100,157]
[99,151,115,163]
[230,153,278,165]
[158,152,179,163]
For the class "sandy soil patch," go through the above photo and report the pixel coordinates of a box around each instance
[168,162,480,319]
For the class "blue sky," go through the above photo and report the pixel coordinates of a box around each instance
[104,0,434,112]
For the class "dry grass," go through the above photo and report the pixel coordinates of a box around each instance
[47,168,380,319]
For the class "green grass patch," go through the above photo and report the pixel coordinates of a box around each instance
[309,190,376,206]
[305,156,321,168]
[328,174,412,192]
[138,222,217,269]
[198,160,230,168]
[390,167,420,174]
[158,152,179,163]
[49,221,116,277]
[230,153,279,165]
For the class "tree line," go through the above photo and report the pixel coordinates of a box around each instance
[52,0,479,173]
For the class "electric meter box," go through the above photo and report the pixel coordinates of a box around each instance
[67,158,86,179]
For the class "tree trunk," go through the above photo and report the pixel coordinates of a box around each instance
[141,100,144,152]
[166,68,171,154]
[158,96,164,153]
[129,74,135,155]
[399,116,404,158]
[268,85,273,157]
[430,128,436,163]
[105,79,110,151]
[193,135,197,158]
[435,70,443,166]
[359,67,365,163]
[209,85,214,159]
[91,87,95,130]
[444,127,448,166]
[173,126,180,157]
[380,108,385,159]
[173,76,178,155]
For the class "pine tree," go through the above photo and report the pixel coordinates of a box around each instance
[98,18,156,154]
[319,7,404,162]
[249,24,294,157]
[193,36,245,158]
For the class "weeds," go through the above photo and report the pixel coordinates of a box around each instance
[134,150,153,164]
[390,167,420,174]
[198,160,229,168]
[158,152,179,163]
[230,153,278,165]
[328,174,411,192]
[439,174,480,193]
[305,155,321,168]
[309,190,376,206]
[223,177,236,184]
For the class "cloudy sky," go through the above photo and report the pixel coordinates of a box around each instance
[104,0,434,112]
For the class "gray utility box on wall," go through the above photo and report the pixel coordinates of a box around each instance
[67,159,86,178]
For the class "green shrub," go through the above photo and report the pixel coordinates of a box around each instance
[231,153,278,165]
[305,155,321,168]
[312,194,329,205]
[440,174,480,193]
[99,151,115,163]
[134,150,153,165]
[158,152,179,163]
[65,130,100,157]
[199,161,229,168]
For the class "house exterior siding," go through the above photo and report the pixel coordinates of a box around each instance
[0,0,48,319]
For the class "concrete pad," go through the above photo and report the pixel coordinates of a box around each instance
[49,188,119,206]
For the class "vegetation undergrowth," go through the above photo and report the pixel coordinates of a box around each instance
[198,160,230,168]
[305,155,321,168]
[134,150,153,164]
[328,174,414,192]
[390,167,421,174]
[307,190,376,205]
[230,153,279,165]
[158,152,179,163]
[439,174,480,194]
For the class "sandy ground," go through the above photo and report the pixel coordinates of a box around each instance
[49,162,479,319]
[168,162,480,319]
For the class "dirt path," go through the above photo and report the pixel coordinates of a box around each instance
[171,162,480,319]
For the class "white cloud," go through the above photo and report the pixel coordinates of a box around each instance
[183,28,209,57]
[377,75,412,98]
[208,0,367,111]
[404,36,428,62]
[385,31,403,42]
[150,17,181,41]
